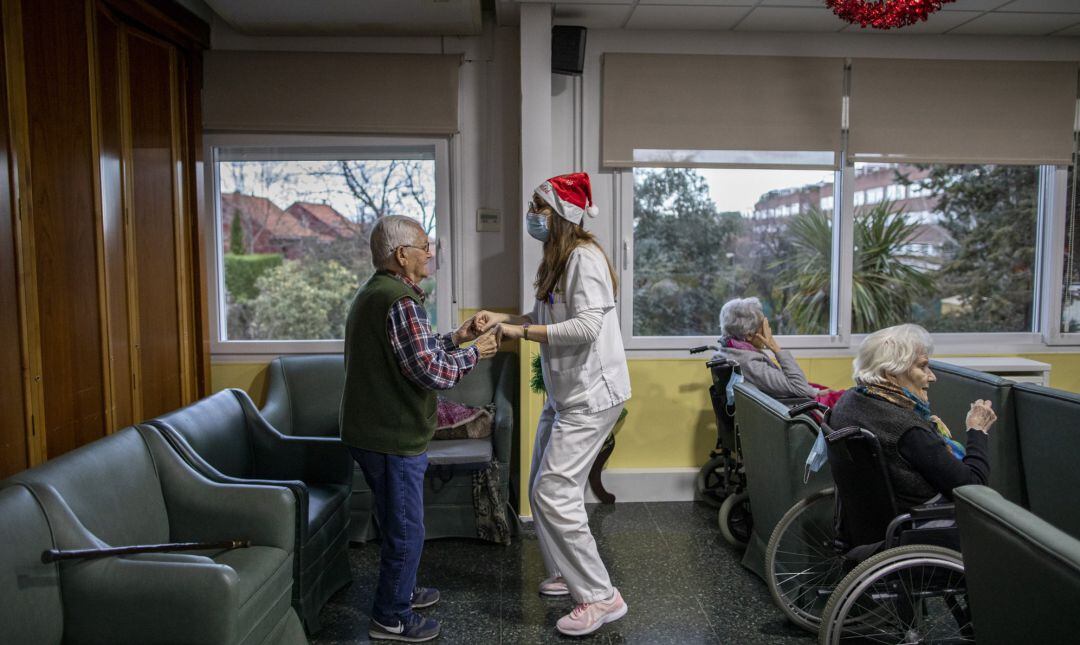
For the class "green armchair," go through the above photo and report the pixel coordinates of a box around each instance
[0,484,63,644]
[149,389,353,633]
[956,485,1080,644]
[4,426,306,644]
[260,351,518,542]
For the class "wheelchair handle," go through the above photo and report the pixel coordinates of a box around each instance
[688,345,719,354]
[788,400,829,419]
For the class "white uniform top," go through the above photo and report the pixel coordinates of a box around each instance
[533,244,632,414]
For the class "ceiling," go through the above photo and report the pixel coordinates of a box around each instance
[201,0,1080,37]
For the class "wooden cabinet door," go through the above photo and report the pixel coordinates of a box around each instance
[20,0,108,459]
[0,4,28,478]
[122,28,193,419]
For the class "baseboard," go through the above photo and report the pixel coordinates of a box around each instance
[517,467,698,523]
[584,467,698,503]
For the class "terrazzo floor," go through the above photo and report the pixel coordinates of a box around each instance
[312,501,815,644]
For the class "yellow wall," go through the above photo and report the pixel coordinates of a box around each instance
[211,349,1080,516]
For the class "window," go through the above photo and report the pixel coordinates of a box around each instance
[853,190,865,206]
[206,135,451,352]
[630,166,837,339]
[852,163,1038,334]
[887,184,905,201]
[865,186,885,204]
[1061,166,1080,334]
[821,195,834,211]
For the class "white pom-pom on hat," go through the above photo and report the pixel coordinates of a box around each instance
[586,204,599,217]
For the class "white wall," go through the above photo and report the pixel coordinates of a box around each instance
[208,14,522,315]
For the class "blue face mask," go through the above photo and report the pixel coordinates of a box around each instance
[527,213,549,242]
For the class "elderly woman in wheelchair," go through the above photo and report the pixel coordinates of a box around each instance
[765,324,996,643]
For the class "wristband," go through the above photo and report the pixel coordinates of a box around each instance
[522,323,530,341]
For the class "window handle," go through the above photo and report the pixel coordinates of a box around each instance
[622,240,629,271]
[436,239,442,271]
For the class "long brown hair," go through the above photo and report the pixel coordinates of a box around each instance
[533,205,618,301]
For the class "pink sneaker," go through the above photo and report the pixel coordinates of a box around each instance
[556,588,628,636]
[539,576,569,597]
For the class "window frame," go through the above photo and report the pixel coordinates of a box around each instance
[616,161,1064,355]
[203,133,453,356]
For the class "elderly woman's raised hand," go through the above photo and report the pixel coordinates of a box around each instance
[966,399,997,434]
[751,318,782,354]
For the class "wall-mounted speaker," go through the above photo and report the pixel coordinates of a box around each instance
[552,26,586,76]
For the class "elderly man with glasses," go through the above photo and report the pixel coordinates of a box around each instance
[340,215,500,643]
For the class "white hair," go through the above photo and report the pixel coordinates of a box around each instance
[370,215,424,269]
[852,324,934,386]
[719,297,765,340]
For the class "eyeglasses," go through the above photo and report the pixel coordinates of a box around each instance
[528,201,551,215]
[398,242,431,254]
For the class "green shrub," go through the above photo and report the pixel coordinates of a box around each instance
[224,253,283,302]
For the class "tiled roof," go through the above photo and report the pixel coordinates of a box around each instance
[285,202,362,238]
[220,192,329,242]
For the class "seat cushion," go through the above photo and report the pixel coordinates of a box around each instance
[428,439,492,467]
[212,546,294,645]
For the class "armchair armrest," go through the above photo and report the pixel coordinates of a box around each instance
[491,356,516,465]
[138,425,296,552]
[62,554,239,644]
[237,389,353,486]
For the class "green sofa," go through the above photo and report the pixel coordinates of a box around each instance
[2,425,307,644]
[929,360,1024,505]
[260,351,518,542]
[1013,382,1080,537]
[956,485,1080,644]
[149,389,353,634]
[733,382,830,580]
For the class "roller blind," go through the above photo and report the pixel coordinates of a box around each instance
[850,59,1077,165]
[602,54,844,169]
[203,51,460,134]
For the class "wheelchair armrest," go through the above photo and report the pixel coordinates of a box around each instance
[910,503,956,522]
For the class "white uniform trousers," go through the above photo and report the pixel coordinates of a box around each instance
[529,397,624,603]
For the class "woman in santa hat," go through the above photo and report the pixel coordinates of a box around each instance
[474,172,631,636]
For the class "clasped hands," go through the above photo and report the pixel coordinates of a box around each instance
[451,310,506,359]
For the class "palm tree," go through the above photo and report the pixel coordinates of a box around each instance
[780,201,934,333]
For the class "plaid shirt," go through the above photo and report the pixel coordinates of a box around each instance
[386,273,479,391]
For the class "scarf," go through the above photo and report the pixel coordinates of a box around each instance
[856,382,965,460]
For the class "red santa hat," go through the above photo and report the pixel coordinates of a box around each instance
[534,172,599,225]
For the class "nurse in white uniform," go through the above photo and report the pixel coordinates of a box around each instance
[474,172,631,636]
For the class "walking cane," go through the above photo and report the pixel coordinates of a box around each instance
[42,540,251,563]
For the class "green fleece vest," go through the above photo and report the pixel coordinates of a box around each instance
[339,272,436,455]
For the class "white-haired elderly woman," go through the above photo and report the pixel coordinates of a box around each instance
[718,297,839,404]
[828,324,997,514]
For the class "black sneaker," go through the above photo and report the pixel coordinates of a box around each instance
[411,586,441,609]
[369,613,440,643]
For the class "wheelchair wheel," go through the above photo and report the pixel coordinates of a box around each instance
[818,544,970,645]
[766,487,844,633]
[718,491,752,548]
[695,453,730,508]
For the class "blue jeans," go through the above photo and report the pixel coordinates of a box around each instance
[350,447,428,623]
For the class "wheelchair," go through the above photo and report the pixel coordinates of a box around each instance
[764,402,973,644]
[690,344,752,548]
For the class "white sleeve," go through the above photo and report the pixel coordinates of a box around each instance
[546,307,606,345]
[565,245,616,314]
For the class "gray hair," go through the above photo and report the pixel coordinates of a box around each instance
[370,215,424,269]
[719,297,765,340]
[852,324,934,386]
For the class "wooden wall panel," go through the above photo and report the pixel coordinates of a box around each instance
[22,0,106,458]
[0,6,28,478]
[94,6,134,428]
[126,31,182,418]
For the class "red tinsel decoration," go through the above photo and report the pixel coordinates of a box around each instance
[826,0,956,30]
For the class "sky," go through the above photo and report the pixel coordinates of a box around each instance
[698,168,835,215]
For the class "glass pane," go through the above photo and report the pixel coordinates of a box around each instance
[632,167,836,337]
[852,163,1037,334]
[1062,166,1079,334]
[217,157,437,340]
